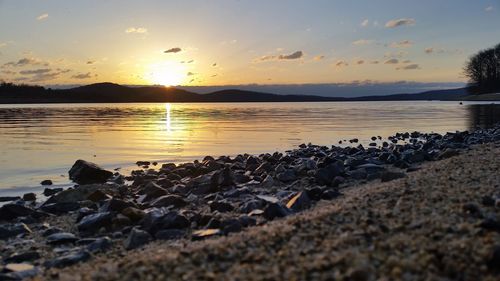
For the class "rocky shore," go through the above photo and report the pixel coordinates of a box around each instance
[0,124,499,280]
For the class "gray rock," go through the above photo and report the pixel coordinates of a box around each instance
[86,237,112,253]
[349,168,367,180]
[0,196,21,202]
[22,193,36,201]
[45,251,90,268]
[0,223,32,240]
[68,159,113,184]
[0,204,36,221]
[261,175,274,188]
[277,169,297,182]
[40,179,53,186]
[151,195,187,208]
[263,203,291,220]
[46,232,78,245]
[141,209,190,234]
[4,251,40,263]
[77,212,113,233]
[239,200,264,214]
[314,161,344,186]
[286,192,311,212]
[209,201,234,213]
[40,202,80,214]
[43,187,63,196]
[124,228,152,250]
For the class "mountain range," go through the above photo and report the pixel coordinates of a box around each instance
[0,82,497,104]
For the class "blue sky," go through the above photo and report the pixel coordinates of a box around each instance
[0,0,499,95]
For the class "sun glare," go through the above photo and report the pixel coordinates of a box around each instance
[147,61,186,86]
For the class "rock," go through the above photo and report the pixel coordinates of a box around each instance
[141,182,168,199]
[256,195,279,203]
[44,184,112,204]
[209,201,234,213]
[5,263,35,272]
[4,251,40,263]
[46,232,78,245]
[380,171,407,182]
[22,193,36,201]
[77,212,113,233]
[151,195,187,208]
[122,207,146,222]
[103,198,136,212]
[41,227,64,237]
[277,169,297,182]
[43,187,62,196]
[124,228,152,250]
[155,229,186,240]
[487,245,500,272]
[87,190,111,202]
[349,168,367,180]
[0,196,21,202]
[261,175,274,188]
[141,209,190,234]
[68,159,113,184]
[239,200,264,214]
[314,161,344,186]
[482,196,496,207]
[192,229,222,240]
[44,251,90,268]
[221,218,242,234]
[480,216,500,231]
[86,237,112,253]
[0,204,36,221]
[286,192,311,212]
[263,203,291,220]
[0,223,32,240]
[40,179,53,186]
[40,202,80,214]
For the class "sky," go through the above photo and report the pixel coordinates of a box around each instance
[0,0,499,96]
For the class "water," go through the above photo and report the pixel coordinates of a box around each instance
[0,101,499,196]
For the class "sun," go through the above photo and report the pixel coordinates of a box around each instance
[146,61,187,86]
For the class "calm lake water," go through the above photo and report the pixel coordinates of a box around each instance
[1,101,499,196]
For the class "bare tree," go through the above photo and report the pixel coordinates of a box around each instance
[464,43,500,94]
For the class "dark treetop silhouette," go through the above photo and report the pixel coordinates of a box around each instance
[464,43,500,95]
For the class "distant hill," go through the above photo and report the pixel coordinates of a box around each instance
[0,82,496,104]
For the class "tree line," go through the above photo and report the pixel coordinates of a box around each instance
[464,43,500,94]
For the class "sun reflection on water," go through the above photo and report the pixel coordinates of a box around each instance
[165,103,171,132]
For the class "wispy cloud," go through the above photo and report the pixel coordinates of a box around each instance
[424,47,434,54]
[355,59,365,65]
[71,72,92,79]
[335,60,349,67]
[360,19,369,27]
[313,55,325,61]
[255,50,304,62]
[2,57,48,68]
[19,68,51,75]
[385,18,416,28]
[278,51,303,60]
[485,6,494,12]
[125,27,148,34]
[384,58,399,64]
[370,60,380,64]
[164,47,182,53]
[352,39,373,46]
[397,64,420,70]
[187,72,195,76]
[37,13,49,21]
[0,42,7,48]
[390,40,413,48]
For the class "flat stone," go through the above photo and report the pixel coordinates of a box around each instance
[286,192,311,212]
[77,212,113,233]
[263,203,291,220]
[380,171,407,182]
[86,236,112,253]
[209,201,234,213]
[154,229,186,240]
[0,223,32,240]
[192,229,222,240]
[4,251,40,263]
[124,228,152,250]
[44,251,90,268]
[46,232,78,245]
[43,187,62,197]
[151,195,187,208]
[5,263,34,272]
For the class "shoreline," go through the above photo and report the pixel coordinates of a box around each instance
[0,124,499,279]
[43,142,500,280]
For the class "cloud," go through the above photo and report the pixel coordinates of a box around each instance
[313,55,325,61]
[397,64,420,70]
[361,19,369,27]
[2,57,47,68]
[384,58,399,64]
[370,60,380,64]
[402,60,412,63]
[164,47,182,53]
[485,6,493,12]
[37,13,48,21]
[86,61,94,64]
[125,27,148,34]
[385,18,416,28]
[384,51,407,58]
[356,60,365,65]
[424,47,434,54]
[335,60,349,67]
[19,68,51,75]
[71,72,92,79]
[255,50,304,62]
[187,72,195,76]
[390,40,413,48]
[0,42,6,48]
[352,39,373,46]
[212,63,217,67]
[278,51,303,60]
[1,70,16,75]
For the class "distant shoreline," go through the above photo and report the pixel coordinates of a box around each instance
[1,82,499,104]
